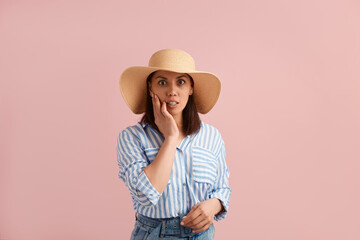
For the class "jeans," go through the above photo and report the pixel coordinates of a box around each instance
[130,213,215,240]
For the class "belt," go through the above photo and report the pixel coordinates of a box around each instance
[135,213,196,238]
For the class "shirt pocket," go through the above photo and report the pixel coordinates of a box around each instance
[144,147,159,164]
[192,146,218,185]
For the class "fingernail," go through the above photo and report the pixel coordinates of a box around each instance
[180,222,184,225]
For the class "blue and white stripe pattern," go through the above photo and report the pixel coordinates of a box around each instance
[116,121,231,221]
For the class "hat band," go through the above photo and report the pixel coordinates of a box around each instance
[148,65,196,73]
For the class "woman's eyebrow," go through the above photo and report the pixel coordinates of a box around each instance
[176,75,187,79]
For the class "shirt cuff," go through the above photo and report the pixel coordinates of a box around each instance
[210,194,229,221]
[135,170,162,206]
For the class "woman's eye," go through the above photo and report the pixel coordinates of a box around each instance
[178,79,185,85]
[158,80,166,85]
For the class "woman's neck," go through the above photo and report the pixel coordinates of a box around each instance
[173,114,184,134]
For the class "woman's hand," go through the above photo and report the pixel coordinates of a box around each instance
[180,198,223,233]
[152,93,179,139]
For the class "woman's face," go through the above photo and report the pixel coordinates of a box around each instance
[149,70,193,118]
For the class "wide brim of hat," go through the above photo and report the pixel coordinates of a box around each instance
[119,66,221,114]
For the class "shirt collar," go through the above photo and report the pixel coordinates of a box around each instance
[140,120,147,128]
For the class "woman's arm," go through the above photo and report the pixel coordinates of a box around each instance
[117,94,180,206]
[143,94,179,194]
[143,136,177,194]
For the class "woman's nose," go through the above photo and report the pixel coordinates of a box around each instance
[167,83,177,96]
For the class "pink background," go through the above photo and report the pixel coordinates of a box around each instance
[1,0,359,239]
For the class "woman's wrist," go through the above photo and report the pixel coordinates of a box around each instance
[164,135,178,143]
[209,198,224,215]
[160,136,178,151]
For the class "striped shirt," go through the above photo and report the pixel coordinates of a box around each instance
[116,120,231,221]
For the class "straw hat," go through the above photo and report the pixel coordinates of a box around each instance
[119,49,221,114]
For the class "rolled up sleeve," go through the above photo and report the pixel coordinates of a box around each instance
[209,139,231,221]
[116,129,161,206]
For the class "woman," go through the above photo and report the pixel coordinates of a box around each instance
[117,49,231,239]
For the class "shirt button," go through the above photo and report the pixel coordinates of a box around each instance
[183,183,186,186]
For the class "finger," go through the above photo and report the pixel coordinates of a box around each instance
[192,223,211,233]
[160,99,169,117]
[186,203,200,217]
[185,214,206,229]
[181,205,198,225]
[151,93,156,114]
[181,205,201,225]
[182,215,202,229]
[155,95,161,112]
[153,95,161,118]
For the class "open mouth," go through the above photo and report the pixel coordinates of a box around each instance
[167,101,179,105]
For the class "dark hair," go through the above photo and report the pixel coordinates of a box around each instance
[140,71,201,136]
